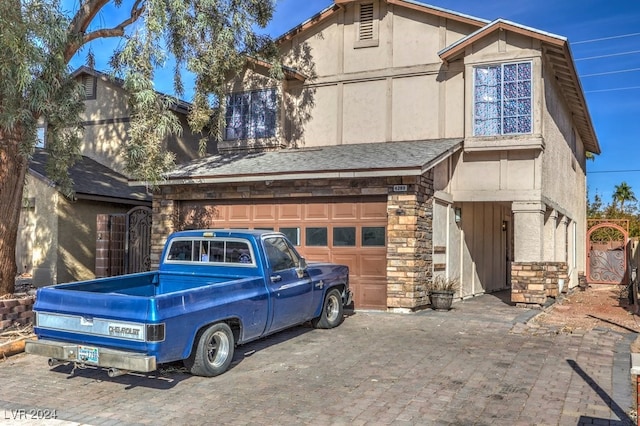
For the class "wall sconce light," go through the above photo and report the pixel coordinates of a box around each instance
[454,207,462,223]
[502,221,508,232]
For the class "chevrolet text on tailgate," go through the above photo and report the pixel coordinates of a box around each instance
[26,230,352,377]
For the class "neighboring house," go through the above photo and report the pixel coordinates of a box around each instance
[17,67,211,286]
[17,150,151,285]
[149,0,600,311]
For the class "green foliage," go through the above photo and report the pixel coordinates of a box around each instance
[107,0,278,179]
[0,0,83,196]
[588,184,640,237]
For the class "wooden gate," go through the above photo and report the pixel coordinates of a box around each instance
[586,219,629,285]
[96,206,152,277]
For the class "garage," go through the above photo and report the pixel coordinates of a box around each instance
[180,196,388,309]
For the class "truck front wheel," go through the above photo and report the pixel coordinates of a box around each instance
[185,322,235,377]
[312,288,344,329]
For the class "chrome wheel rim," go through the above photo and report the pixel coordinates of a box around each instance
[326,294,340,322]
[207,331,230,368]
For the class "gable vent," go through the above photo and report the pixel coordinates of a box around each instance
[359,3,374,40]
[82,75,97,100]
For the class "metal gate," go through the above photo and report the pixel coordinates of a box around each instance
[97,206,152,277]
[586,219,629,285]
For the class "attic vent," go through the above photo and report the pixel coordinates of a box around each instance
[359,3,374,40]
[82,75,97,100]
[355,2,378,48]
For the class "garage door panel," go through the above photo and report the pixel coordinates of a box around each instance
[360,254,387,276]
[332,203,358,220]
[305,204,329,220]
[331,253,360,274]
[279,204,302,220]
[355,280,388,310]
[228,205,251,221]
[254,204,276,221]
[361,202,388,220]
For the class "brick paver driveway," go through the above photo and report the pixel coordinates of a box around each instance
[0,293,635,425]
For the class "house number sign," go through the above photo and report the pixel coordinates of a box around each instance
[393,185,408,192]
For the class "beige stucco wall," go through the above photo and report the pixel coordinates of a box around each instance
[275,0,480,148]
[78,74,211,175]
[18,175,59,286]
[539,64,588,285]
[57,199,132,283]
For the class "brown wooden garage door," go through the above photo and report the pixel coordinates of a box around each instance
[180,197,388,309]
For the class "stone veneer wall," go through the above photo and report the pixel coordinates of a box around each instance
[386,172,434,309]
[0,296,35,329]
[511,261,568,305]
[152,172,435,310]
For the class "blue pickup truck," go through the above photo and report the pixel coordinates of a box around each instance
[25,229,351,377]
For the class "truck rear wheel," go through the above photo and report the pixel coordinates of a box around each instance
[312,288,344,329]
[185,322,235,377]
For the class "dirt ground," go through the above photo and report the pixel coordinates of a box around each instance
[531,284,640,337]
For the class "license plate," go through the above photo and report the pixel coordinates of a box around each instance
[78,345,99,364]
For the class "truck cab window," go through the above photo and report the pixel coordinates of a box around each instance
[264,237,297,272]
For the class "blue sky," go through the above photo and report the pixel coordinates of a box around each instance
[66,0,640,205]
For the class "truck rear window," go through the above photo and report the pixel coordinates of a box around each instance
[166,238,254,266]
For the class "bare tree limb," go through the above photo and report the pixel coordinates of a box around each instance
[64,0,146,62]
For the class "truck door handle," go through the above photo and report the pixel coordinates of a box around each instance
[270,275,282,283]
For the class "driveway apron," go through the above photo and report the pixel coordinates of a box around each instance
[0,293,634,425]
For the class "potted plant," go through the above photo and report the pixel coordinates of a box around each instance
[427,275,460,311]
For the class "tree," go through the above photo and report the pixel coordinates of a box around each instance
[0,0,279,295]
[612,181,637,212]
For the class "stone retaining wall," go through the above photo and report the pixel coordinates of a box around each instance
[0,296,35,330]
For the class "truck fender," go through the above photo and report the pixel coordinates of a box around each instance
[184,318,242,360]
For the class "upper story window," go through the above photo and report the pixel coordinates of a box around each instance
[224,88,277,140]
[473,62,532,136]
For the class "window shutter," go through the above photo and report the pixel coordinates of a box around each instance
[359,3,374,41]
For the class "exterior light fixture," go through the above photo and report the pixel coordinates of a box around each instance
[454,207,462,223]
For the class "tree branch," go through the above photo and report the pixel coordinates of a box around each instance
[64,0,146,63]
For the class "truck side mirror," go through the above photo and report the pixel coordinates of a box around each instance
[296,258,308,279]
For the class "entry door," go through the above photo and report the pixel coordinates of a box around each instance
[263,236,313,332]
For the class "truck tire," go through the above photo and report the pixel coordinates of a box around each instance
[185,322,235,377]
[312,288,344,329]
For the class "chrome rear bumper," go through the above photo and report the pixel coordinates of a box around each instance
[25,339,156,373]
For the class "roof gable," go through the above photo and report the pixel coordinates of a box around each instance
[438,19,600,154]
[277,0,487,42]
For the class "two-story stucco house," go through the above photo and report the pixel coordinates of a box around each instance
[150,0,600,311]
[17,67,213,286]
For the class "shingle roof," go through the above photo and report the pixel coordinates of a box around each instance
[163,139,463,184]
[29,149,151,203]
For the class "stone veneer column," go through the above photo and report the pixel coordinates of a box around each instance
[511,201,544,305]
[150,194,178,270]
[386,172,434,311]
